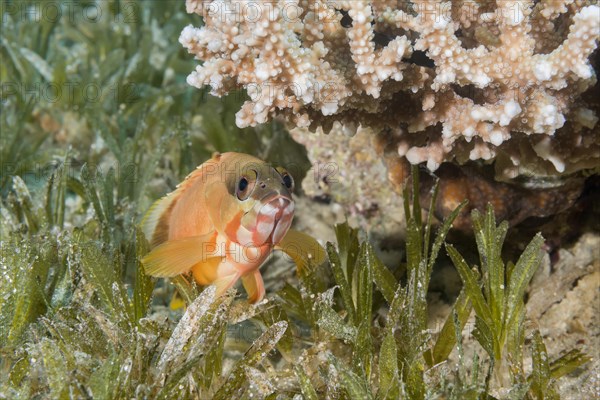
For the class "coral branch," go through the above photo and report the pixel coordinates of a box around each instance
[180,0,600,181]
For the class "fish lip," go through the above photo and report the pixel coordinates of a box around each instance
[242,194,291,217]
[259,193,292,204]
[261,195,293,218]
[247,193,292,218]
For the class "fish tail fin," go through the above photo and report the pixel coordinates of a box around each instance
[241,271,265,304]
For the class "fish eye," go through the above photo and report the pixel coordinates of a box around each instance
[282,173,294,190]
[239,177,248,191]
[236,176,253,200]
[275,167,294,191]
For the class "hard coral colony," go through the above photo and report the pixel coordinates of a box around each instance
[179,0,600,188]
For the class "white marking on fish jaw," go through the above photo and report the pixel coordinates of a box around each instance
[248,196,294,245]
[271,202,294,244]
[251,215,274,245]
[257,219,274,238]
[235,225,254,246]
[260,203,279,218]
[272,213,292,244]
[283,201,294,215]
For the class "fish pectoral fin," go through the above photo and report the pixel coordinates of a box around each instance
[275,229,326,272]
[241,271,265,304]
[141,233,217,277]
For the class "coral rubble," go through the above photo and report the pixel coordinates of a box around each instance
[289,124,404,235]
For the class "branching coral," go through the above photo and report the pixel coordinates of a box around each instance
[180,0,600,181]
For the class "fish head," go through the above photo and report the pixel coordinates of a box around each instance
[218,157,295,247]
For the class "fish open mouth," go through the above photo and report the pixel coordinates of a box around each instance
[251,196,294,245]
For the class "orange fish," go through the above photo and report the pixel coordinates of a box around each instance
[141,152,325,303]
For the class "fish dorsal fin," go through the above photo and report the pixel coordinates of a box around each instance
[141,156,221,247]
[141,232,220,277]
